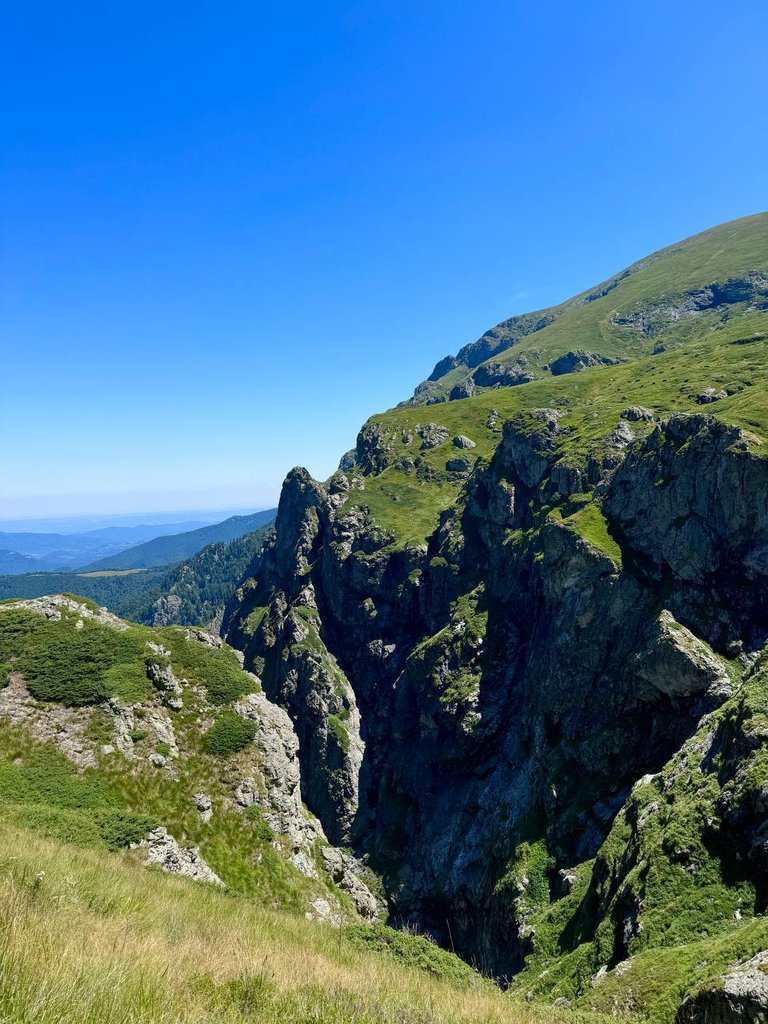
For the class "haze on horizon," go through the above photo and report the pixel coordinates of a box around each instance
[2,1,767,520]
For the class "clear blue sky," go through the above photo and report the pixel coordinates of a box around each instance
[2,1,766,518]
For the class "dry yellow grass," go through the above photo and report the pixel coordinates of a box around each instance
[0,821,580,1024]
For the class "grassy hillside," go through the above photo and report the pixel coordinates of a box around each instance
[0,597,339,911]
[412,212,768,404]
[353,307,768,548]
[0,596,564,1023]
[80,510,276,571]
[0,820,567,1024]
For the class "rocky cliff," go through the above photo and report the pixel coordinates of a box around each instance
[225,214,768,1017]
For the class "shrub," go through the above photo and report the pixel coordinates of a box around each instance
[244,805,274,841]
[9,615,148,707]
[327,713,350,754]
[93,809,156,850]
[202,712,256,757]
[5,804,105,849]
[343,923,481,986]
[157,630,256,705]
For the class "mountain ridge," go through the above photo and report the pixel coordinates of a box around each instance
[407,211,768,405]
[78,509,277,572]
[222,212,768,1018]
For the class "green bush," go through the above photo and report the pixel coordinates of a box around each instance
[202,712,256,757]
[93,809,156,850]
[4,804,105,849]
[244,805,274,841]
[343,923,481,986]
[157,629,256,705]
[3,612,148,707]
[327,713,350,754]
[0,748,154,852]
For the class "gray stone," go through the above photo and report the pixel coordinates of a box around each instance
[193,792,213,824]
[621,405,654,422]
[136,827,223,886]
[452,435,477,449]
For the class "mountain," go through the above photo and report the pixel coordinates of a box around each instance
[0,524,274,630]
[119,522,274,629]
[222,213,768,1019]
[0,521,210,575]
[78,510,277,571]
[2,213,768,1023]
[0,596,493,1021]
[0,550,42,574]
[407,211,768,405]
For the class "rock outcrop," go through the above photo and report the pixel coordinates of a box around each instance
[135,827,223,885]
[226,406,768,981]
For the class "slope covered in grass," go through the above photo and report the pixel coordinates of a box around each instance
[410,212,768,404]
[352,308,768,548]
[0,821,560,1024]
[0,596,377,917]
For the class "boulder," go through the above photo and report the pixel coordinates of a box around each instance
[135,828,223,886]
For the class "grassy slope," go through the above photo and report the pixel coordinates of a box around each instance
[0,600,327,911]
[421,212,768,397]
[0,821,573,1024]
[352,308,768,548]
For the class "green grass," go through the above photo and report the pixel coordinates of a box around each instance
[0,606,149,706]
[158,626,259,704]
[423,212,768,396]
[0,820,573,1024]
[352,310,768,548]
[561,503,622,566]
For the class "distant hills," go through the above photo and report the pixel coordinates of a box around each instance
[0,514,276,628]
[78,509,277,571]
[118,522,274,629]
[0,520,210,575]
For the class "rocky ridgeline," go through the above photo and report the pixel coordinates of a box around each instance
[226,407,768,1010]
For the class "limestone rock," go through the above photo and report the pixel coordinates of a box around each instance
[634,611,732,700]
[321,846,381,920]
[697,386,729,404]
[621,405,654,421]
[679,952,768,1024]
[452,435,477,449]
[193,793,213,824]
[136,827,223,886]
[549,350,622,375]
[417,422,450,450]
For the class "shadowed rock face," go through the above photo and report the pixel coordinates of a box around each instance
[226,412,768,978]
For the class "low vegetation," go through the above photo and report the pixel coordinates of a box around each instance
[0,821,566,1024]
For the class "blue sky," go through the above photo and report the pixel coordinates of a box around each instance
[2,1,766,519]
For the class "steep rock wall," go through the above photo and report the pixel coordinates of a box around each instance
[226,413,768,978]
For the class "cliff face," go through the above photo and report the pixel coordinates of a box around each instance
[226,406,768,985]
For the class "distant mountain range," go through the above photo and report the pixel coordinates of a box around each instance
[0,521,210,575]
[0,513,277,624]
[77,510,277,571]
